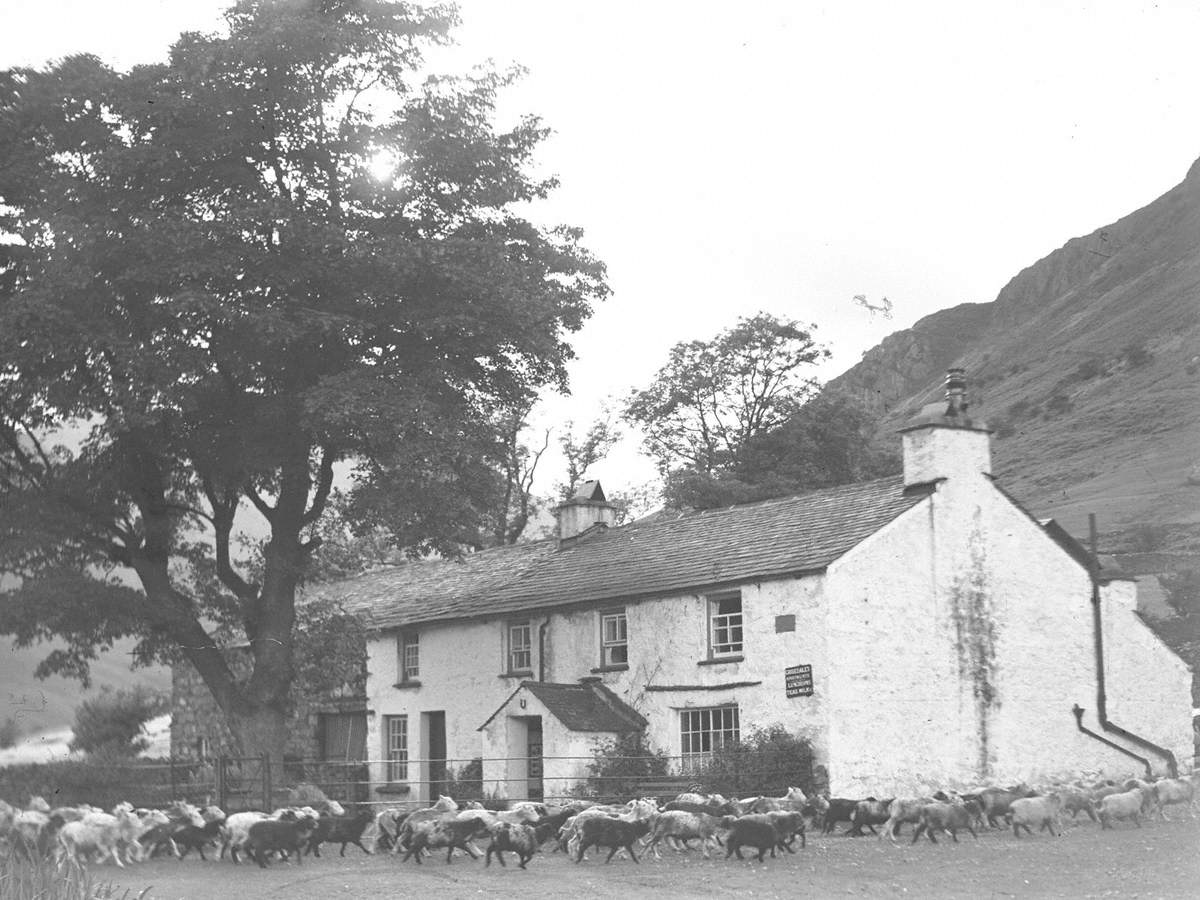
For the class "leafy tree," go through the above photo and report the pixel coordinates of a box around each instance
[557,408,622,499]
[625,312,829,477]
[0,1,606,759]
[480,404,550,547]
[70,686,169,757]
[665,389,899,509]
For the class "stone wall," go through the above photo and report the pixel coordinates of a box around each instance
[170,647,366,761]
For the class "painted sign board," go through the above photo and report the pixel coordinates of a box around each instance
[785,664,813,697]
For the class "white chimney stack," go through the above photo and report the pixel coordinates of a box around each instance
[554,480,618,544]
[899,368,992,487]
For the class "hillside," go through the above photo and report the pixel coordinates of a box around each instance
[829,156,1200,571]
[1,641,168,738]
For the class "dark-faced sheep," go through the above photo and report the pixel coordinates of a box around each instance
[720,815,780,862]
[911,801,979,843]
[245,818,318,868]
[485,821,538,869]
[573,817,651,864]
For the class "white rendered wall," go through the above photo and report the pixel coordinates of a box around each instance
[824,462,1192,796]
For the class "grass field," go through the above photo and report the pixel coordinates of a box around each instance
[93,815,1200,900]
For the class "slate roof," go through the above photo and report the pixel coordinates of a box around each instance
[312,474,933,630]
[479,681,648,733]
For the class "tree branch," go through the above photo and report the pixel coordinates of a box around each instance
[301,447,336,527]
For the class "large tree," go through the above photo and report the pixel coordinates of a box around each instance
[0,0,606,757]
[624,312,829,476]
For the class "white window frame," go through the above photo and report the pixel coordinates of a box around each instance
[384,715,408,782]
[507,621,532,674]
[600,609,628,667]
[680,705,740,772]
[708,592,744,657]
[398,631,419,682]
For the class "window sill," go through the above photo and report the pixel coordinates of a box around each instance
[376,784,411,796]
[698,655,744,666]
[392,680,422,690]
[590,664,630,674]
[499,671,533,679]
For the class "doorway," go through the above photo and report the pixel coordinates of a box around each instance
[424,711,447,800]
[525,716,543,801]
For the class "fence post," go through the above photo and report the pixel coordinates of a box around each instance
[216,756,227,811]
[262,752,272,811]
[169,757,177,801]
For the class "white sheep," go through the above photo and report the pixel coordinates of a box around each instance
[1011,794,1063,837]
[1098,788,1148,829]
[644,810,723,859]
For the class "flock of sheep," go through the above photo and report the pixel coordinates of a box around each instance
[0,771,1196,871]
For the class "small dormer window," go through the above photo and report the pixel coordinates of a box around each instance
[709,592,743,657]
[507,621,532,674]
[600,610,628,667]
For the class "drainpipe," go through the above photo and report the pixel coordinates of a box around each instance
[1074,514,1177,778]
[537,620,548,683]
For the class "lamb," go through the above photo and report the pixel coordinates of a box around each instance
[305,810,375,857]
[720,814,782,862]
[1098,789,1148,829]
[485,821,538,869]
[644,810,723,859]
[245,817,318,868]
[1010,794,1062,837]
[911,801,979,843]
[848,798,892,836]
[1151,777,1194,820]
[879,797,930,842]
[401,814,485,864]
[573,816,651,864]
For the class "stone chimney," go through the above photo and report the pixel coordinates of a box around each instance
[899,367,992,487]
[554,480,618,544]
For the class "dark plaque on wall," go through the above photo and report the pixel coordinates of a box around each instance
[785,664,813,698]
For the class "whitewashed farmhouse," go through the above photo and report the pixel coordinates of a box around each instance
[324,370,1193,801]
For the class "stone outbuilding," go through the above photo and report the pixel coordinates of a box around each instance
[226,370,1198,800]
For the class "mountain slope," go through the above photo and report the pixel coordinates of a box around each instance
[829,156,1200,560]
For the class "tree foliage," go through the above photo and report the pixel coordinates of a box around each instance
[664,389,899,509]
[0,0,606,756]
[624,312,829,477]
[557,409,622,500]
[69,686,169,757]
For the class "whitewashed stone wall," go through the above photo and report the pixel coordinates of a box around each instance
[824,447,1192,796]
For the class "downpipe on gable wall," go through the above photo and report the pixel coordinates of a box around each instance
[1072,513,1177,778]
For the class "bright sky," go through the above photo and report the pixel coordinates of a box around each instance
[4,0,1200,497]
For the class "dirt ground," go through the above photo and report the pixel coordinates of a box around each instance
[100,816,1199,900]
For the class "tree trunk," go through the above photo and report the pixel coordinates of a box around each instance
[229,702,289,763]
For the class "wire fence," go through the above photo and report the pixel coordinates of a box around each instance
[0,750,815,813]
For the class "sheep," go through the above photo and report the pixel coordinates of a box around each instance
[246,817,318,868]
[1058,789,1097,822]
[720,814,781,862]
[911,801,979,843]
[879,797,930,843]
[485,821,538,869]
[172,810,228,860]
[57,809,141,868]
[391,795,461,855]
[401,814,485,864]
[663,799,737,817]
[573,816,651,864]
[220,811,269,862]
[746,787,808,813]
[848,798,892,836]
[813,796,858,834]
[1010,794,1062,837]
[1098,789,1148,829]
[305,810,375,857]
[644,810,723,859]
[1151,778,1194,820]
[978,786,1035,828]
[765,810,806,851]
[561,799,658,859]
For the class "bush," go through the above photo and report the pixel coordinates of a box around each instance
[0,758,206,811]
[581,733,670,802]
[70,686,168,757]
[690,725,815,798]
